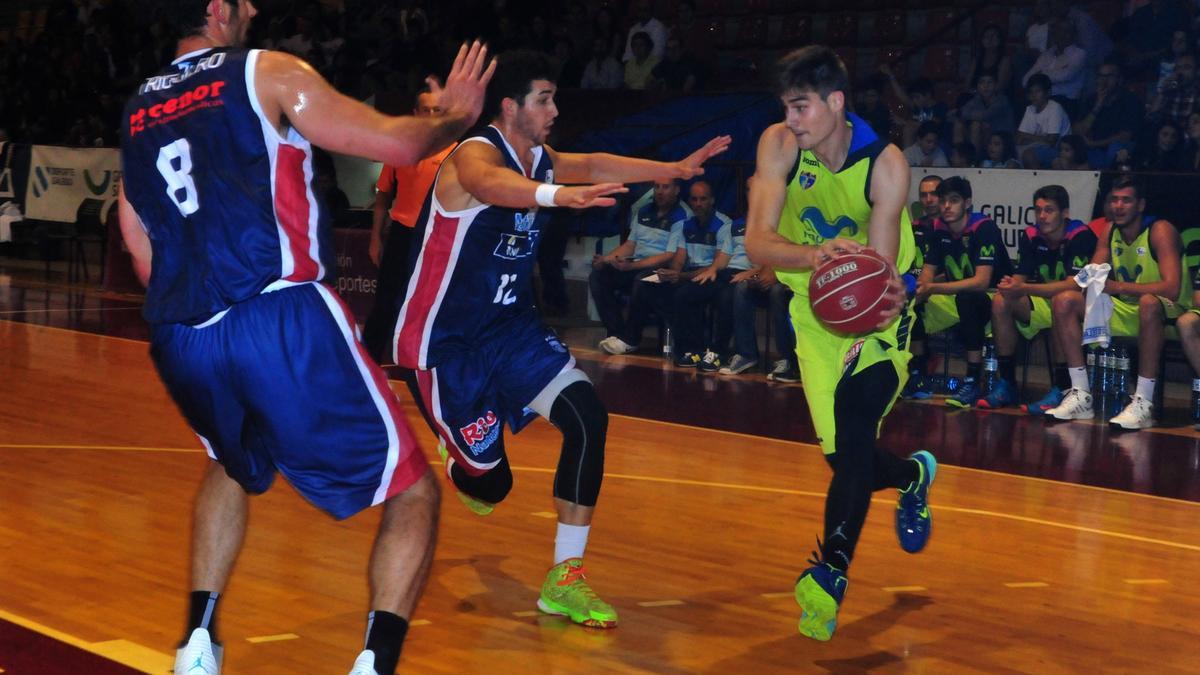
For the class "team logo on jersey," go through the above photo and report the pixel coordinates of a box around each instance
[545,334,567,353]
[494,230,538,260]
[513,211,537,232]
[459,411,500,454]
[798,171,817,190]
[1136,246,1147,256]
[545,169,554,184]
[800,207,858,240]
[129,80,228,137]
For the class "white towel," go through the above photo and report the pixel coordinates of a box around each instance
[1076,263,1112,348]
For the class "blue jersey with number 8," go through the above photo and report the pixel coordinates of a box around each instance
[120,47,332,325]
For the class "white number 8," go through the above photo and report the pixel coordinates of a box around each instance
[156,139,199,216]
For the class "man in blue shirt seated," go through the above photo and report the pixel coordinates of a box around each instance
[663,180,733,369]
[591,179,690,347]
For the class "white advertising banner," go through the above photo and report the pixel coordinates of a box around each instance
[25,145,122,222]
[908,168,1101,257]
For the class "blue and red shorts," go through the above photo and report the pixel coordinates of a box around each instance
[150,282,427,519]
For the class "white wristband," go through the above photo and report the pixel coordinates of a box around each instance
[535,184,562,208]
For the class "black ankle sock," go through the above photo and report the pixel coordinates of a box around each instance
[998,355,1015,383]
[1054,363,1070,390]
[365,610,409,674]
[967,361,982,382]
[186,591,221,644]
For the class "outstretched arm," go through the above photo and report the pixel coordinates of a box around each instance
[443,142,627,211]
[257,41,495,166]
[548,135,731,184]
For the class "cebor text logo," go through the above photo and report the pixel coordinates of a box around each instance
[129,81,227,137]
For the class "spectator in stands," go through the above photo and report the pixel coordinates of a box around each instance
[1052,135,1092,170]
[1126,121,1187,170]
[1153,29,1195,97]
[954,73,1015,153]
[669,0,706,62]
[1057,1,1114,78]
[913,176,1013,407]
[580,36,623,89]
[950,142,977,168]
[980,131,1023,168]
[623,0,667,63]
[1149,52,1199,128]
[552,38,584,88]
[1046,175,1189,430]
[1026,0,1057,54]
[665,181,733,370]
[1182,111,1200,171]
[855,75,893,142]
[901,175,943,398]
[591,6,624,62]
[966,25,1013,98]
[1073,61,1142,169]
[651,36,702,94]
[1022,20,1087,118]
[593,179,690,350]
[1017,73,1071,169]
[623,31,659,91]
[904,121,949,167]
[1114,0,1189,78]
[881,67,947,147]
[980,185,1098,411]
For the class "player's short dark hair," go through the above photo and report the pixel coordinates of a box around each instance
[158,0,218,37]
[1026,73,1052,94]
[1109,173,1144,201]
[485,50,557,122]
[936,176,972,200]
[1033,184,1070,210]
[630,31,654,50]
[920,175,944,186]
[916,120,941,139]
[775,46,850,99]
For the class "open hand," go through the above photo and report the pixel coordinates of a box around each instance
[556,183,629,209]
[436,41,497,127]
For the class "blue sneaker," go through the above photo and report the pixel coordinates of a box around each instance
[945,378,978,408]
[976,378,1017,409]
[896,450,937,553]
[794,551,848,641]
[1021,386,1064,416]
[901,371,934,400]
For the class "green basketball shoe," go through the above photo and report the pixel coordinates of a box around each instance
[536,558,618,628]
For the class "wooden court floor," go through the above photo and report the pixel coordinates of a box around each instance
[3,318,1200,673]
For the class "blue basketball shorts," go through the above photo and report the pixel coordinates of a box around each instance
[412,315,576,476]
[150,282,428,519]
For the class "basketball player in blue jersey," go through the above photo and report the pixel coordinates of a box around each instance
[745,46,936,641]
[394,50,730,629]
[117,1,494,673]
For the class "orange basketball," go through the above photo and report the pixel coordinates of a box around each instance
[808,249,896,334]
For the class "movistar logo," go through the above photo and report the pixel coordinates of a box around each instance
[1115,264,1143,283]
[944,252,974,280]
[979,244,996,259]
[801,207,858,240]
[1037,261,1067,282]
[84,169,111,196]
[1072,255,1087,270]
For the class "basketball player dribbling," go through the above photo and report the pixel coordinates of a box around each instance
[117,0,494,672]
[394,50,730,629]
[744,46,939,641]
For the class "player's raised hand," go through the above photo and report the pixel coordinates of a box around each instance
[555,183,629,209]
[672,135,733,179]
[436,41,497,127]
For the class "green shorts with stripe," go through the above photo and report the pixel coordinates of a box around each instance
[921,293,995,336]
[1015,295,1053,340]
[1110,295,1187,337]
[790,295,915,455]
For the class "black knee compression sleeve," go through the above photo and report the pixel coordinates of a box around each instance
[450,454,514,504]
[549,381,608,507]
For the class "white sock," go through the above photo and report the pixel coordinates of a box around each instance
[1069,367,1089,392]
[554,523,590,564]
[1136,376,1156,401]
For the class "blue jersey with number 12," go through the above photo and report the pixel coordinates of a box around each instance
[120,47,331,325]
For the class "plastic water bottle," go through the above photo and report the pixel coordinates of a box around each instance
[1191,378,1200,428]
[662,326,672,357]
[1085,348,1097,394]
[1098,348,1113,419]
[981,343,999,396]
[1112,346,1130,417]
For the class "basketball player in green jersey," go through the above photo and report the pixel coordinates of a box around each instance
[745,46,938,641]
[1046,174,1191,429]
